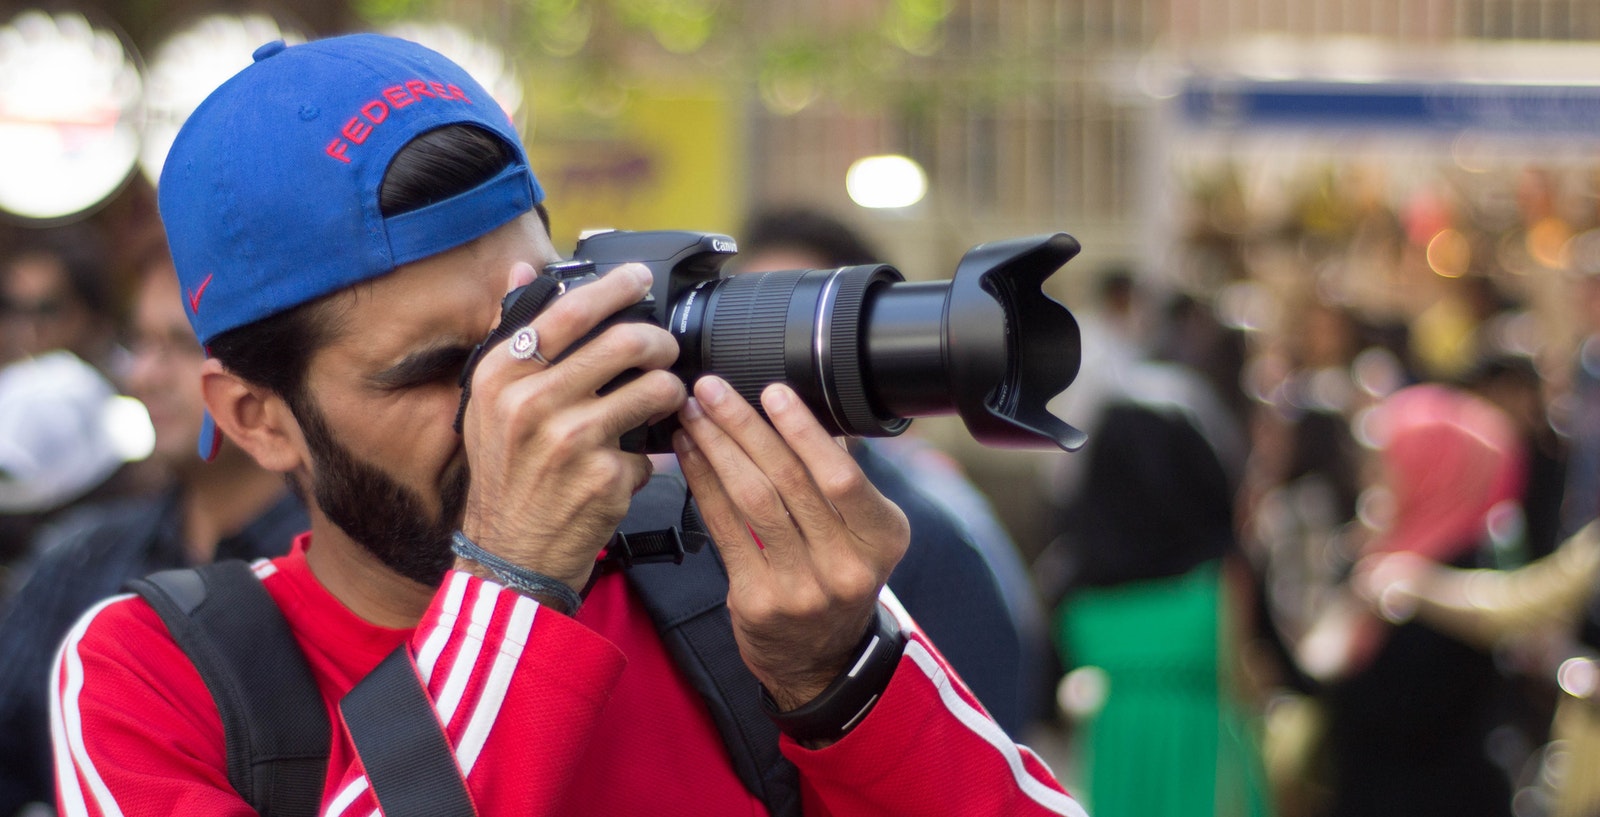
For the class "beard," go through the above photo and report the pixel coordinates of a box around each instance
[295,398,470,587]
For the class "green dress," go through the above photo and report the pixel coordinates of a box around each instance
[1054,560,1271,817]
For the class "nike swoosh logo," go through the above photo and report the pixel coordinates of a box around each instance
[187,273,214,314]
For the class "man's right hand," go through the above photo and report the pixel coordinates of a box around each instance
[458,261,685,593]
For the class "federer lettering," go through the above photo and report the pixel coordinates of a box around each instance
[325,79,473,163]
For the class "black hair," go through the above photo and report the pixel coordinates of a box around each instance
[208,124,540,408]
[739,205,882,268]
[3,224,113,318]
[1056,401,1235,589]
[378,125,509,217]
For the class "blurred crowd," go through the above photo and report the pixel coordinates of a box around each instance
[1032,157,1600,817]
[5,160,1600,817]
[0,219,309,815]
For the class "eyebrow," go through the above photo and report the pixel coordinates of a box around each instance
[369,343,476,389]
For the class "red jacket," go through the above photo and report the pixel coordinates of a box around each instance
[51,536,1085,816]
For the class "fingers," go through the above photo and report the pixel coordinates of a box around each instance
[505,261,538,297]
[458,261,670,586]
[672,425,765,578]
[476,263,654,383]
[680,380,827,551]
[760,384,907,542]
[676,377,903,568]
[538,262,655,358]
[547,320,681,396]
[471,262,681,435]
[501,366,684,447]
[675,379,907,700]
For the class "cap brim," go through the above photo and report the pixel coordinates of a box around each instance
[198,409,222,461]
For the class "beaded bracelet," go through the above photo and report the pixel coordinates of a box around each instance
[450,530,584,615]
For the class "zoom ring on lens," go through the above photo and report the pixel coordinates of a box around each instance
[706,272,799,415]
[820,268,883,437]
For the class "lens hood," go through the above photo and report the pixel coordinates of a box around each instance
[945,233,1087,451]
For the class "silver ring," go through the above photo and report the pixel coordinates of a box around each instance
[507,326,551,365]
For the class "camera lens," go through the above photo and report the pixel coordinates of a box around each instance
[661,232,1087,452]
[668,265,908,439]
[568,229,1086,453]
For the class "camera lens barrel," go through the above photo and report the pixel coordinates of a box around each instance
[859,281,952,419]
[670,265,908,438]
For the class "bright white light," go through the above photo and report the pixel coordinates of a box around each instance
[1559,657,1599,699]
[1056,666,1109,718]
[0,11,142,220]
[103,395,155,462]
[846,155,927,209]
[141,14,303,185]
[383,22,524,124]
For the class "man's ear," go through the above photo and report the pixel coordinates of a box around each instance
[199,357,307,474]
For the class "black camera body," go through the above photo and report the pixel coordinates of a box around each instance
[506,228,1087,454]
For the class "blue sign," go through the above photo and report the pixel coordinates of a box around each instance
[1181,78,1600,134]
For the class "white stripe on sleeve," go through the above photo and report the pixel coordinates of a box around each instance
[417,572,470,683]
[435,581,498,725]
[324,776,372,817]
[904,639,1089,817]
[455,593,538,775]
[50,594,135,817]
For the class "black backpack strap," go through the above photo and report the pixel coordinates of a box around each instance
[621,476,803,817]
[127,560,328,817]
[339,646,476,817]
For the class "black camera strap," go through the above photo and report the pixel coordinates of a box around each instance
[453,275,563,434]
[340,647,476,817]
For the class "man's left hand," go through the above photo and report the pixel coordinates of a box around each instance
[674,376,910,711]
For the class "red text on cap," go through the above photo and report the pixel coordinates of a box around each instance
[324,79,473,164]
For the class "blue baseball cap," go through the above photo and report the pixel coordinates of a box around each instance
[159,33,543,460]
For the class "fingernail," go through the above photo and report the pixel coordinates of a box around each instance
[673,429,695,454]
[681,397,704,421]
[698,376,728,407]
[765,384,792,411]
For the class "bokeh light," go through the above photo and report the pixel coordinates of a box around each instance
[141,14,304,186]
[846,154,927,209]
[0,11,142,221]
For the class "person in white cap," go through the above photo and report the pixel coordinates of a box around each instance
[0,254,305,816]
[0,351,130,518]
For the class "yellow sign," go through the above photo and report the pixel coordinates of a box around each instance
[525,81,742,253]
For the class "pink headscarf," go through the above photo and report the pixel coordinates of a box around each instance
[1366,383,1526,563]
[1321,384,1529,677]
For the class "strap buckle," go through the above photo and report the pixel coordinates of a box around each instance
[599,527,691,571]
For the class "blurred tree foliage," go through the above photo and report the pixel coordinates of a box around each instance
[347,0,957,112]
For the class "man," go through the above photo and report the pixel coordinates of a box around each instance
[0,228,118,371]
[738,205,1052,737]
[0,255,305,815]
[51,34,1082,816]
